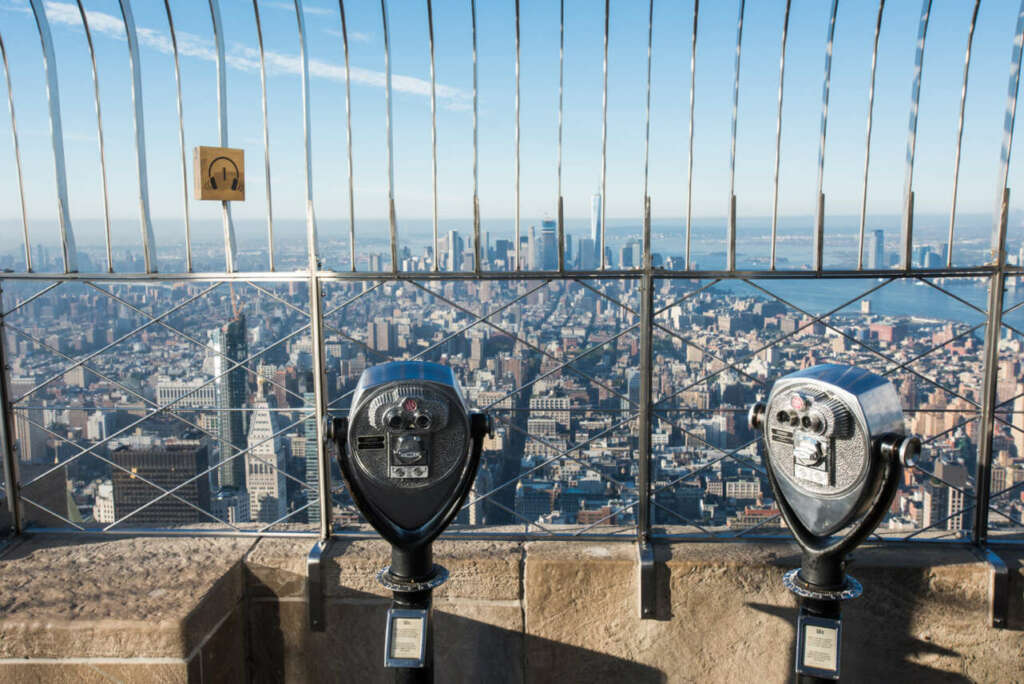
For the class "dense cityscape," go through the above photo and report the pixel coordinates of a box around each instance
[2,203,1024,540]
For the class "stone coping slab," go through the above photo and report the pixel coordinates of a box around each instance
[0,535,253,659]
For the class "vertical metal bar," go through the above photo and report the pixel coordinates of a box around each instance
[381,0,398,273]
[292,1,333,541]
[117,0,157,274]
[514,0,522,270]
[641,0,654,268]
[975,190,1008,545]
[769,0,791,272]
[638,197,653,543]
[0,32,31,273]
[253,0,275,271]
[727,0,745,273]
[427,0,439,272]
[994,0,1024,250]
[338,0,357,272]
[685,0,698,270]
[858,0,885,271]
[208,0,238,273]
[296,0,317,263]
[163,1,193,273]
[947,0,981,269]
[900,0,932,271]
[28,0,78,273]
[76,1,113,274]
[0,286,21,534]
[600,0,609,271]
[976,1,1024,543]
[471,0,481,274]
[813,0,839,273]
[557,0,565,273]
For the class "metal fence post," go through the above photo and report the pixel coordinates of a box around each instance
[0,285,22,535]
[973,188,1009,545]
[637,197,656,619]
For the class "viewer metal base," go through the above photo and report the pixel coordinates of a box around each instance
[377,564,449,593]
[783,568,863,602]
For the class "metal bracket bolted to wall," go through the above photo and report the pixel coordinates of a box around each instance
[307,539,329,631]
[982,547,1008,629]
[638,540,657,619]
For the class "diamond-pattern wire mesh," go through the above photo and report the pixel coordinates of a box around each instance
[987,275,1024,539]
[1,279,319,534]
[647,275,992,541]
[321,277,641,536]
[0,271,1019,543]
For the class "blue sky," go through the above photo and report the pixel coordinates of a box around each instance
[1,0,1023,249]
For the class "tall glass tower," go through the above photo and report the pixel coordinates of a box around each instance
[866,230,885,270]
[590,193,602,265]
[540,219,557,271]
[211,313,248,491]
[302,392,321,524]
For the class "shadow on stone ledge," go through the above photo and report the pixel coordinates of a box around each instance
[747,563,973,683]
[246,574,665,684]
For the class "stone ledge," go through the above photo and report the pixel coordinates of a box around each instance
[0,534,252,683]
[0,535,1021,683]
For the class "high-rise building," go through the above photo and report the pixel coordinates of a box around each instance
[156,377,217,410]
[494,239,513,269]
[210,314,248,491]
[866,230,885,270]
[1013,384,1024,459]
[109,438,211,525]
[577,237,596,270]
[590,193,602,264]
[14,407,47,463]
[528,225,539,270]
[367,319,396,353]
[447,229,463,272]
[302,392,321,525]
[540,219,557,270]
[922,461,968,532]
[246,399,288,524]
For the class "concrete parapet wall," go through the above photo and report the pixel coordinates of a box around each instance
[0,535,1021,682]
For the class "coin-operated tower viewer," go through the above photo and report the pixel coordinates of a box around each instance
[332,361,490,683]
[749,365,919,683]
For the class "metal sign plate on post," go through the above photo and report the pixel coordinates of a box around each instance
[193,146,245,201]
[796,613,842,680]
[385,608,429,668]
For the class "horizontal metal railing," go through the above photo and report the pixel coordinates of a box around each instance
[0,0,1022,548]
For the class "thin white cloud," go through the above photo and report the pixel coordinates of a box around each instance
[323,28,371,43]
[263,1,339,18]
[31,1,469,109]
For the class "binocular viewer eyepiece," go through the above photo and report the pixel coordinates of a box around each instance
[748,364,917,539]
[334,361,491,553]
[749,364,921,681]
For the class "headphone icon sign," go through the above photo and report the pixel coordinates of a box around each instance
[208,156,240,191]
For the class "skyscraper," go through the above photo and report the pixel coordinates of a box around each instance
[578,237,596,270]
[528,225,539,270]
[590,193,602,265]
[540,219,557,270]
[866,230,885,270]
[210,313,248,491]
[447,229,463,272]
[110,438,211,525]
[246,398,288,524]
[302,392,321,524]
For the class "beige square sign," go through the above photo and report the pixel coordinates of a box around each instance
[194,146,245,201]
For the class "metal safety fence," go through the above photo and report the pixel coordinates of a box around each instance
[0,0,1023,551]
